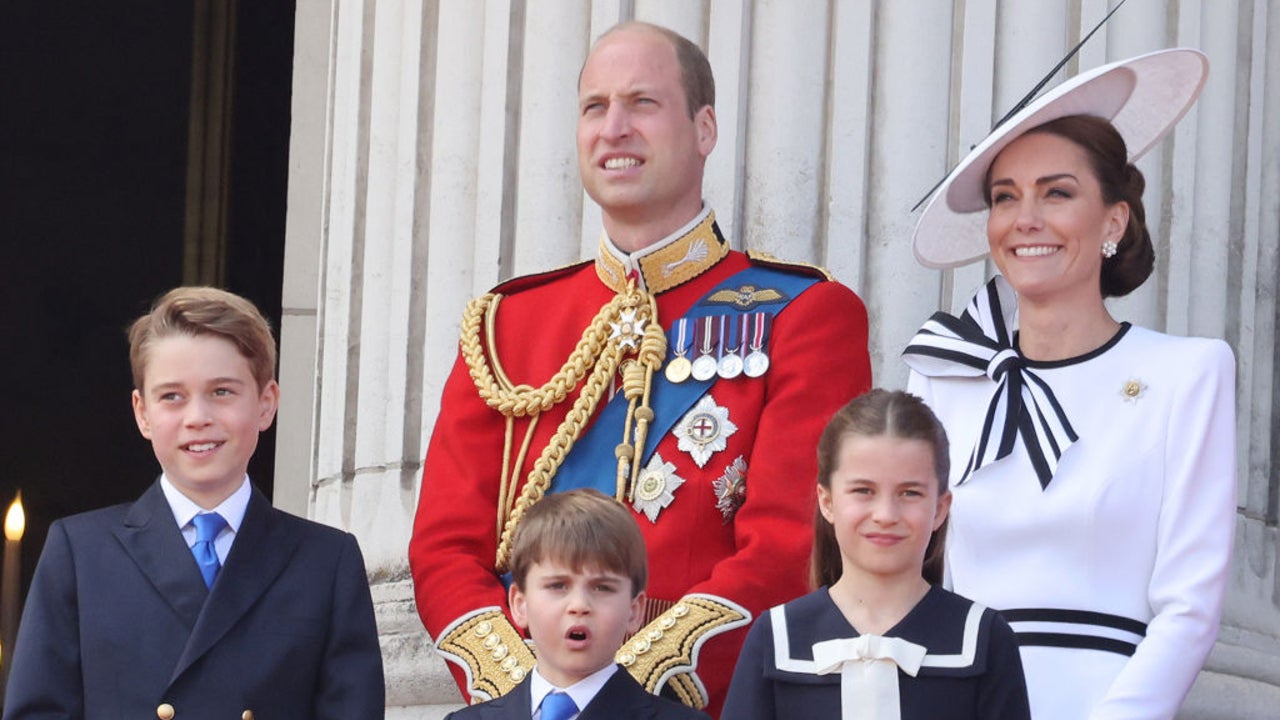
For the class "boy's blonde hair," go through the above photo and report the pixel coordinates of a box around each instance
[509,488,647,597]
[128,287,277,392]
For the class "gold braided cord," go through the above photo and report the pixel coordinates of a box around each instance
[483,292,517,392]
[497,412,540,542]
[488,299,535,540]
[614,360,641,503]
[466,282,666,572]
[494,340,623,570]
[462,291,636,417]
[628,315,666,483]
[497,416,513,542]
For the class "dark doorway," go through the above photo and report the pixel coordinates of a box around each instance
[0,0,295,608]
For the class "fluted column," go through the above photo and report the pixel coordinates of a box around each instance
[278,1,1280,716]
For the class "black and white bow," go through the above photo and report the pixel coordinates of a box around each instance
[902,276,1077,489]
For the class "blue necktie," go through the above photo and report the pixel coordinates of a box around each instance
[540,691,578,720]
[191,512,228,588]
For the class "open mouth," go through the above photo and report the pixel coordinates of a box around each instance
[183,441,223,454]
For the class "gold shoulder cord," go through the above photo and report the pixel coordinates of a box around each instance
[460,281,666,572]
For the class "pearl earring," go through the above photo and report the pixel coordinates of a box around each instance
[1101,240,1118,259]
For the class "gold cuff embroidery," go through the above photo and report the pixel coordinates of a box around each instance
[435,610,535,702]
[616,595,751,708]
[667,672,704,708]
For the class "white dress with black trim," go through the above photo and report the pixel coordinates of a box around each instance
[722,585,1030,719]
[905,282,1236,720]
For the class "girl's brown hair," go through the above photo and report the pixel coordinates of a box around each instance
[810,389,950,589]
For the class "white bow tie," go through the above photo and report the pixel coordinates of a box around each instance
[812,634,928,720]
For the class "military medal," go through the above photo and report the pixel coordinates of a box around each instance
[690,316,719,381]
[743,312,771,378]
[718,313,744,379]
[632,453,685,523]
[674,395,738,467]
[664,318,693,383]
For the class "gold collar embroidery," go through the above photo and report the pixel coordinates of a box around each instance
[595,212,730,295]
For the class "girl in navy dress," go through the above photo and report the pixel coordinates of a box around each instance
[722,389,1030,719]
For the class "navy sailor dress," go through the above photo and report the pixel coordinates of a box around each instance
[722,585,1030,719]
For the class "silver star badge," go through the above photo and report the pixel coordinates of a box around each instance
[674,395,738,467]
[632,453,685,523]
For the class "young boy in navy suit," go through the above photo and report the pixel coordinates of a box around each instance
[3,287,385,720]
[444,489,707,719]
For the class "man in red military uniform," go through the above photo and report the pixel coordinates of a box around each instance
[410,21,872,718]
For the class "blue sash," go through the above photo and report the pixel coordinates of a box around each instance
[551,265,820,495]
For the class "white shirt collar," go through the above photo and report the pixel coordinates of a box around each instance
[159,474,252,533]
[529,663,618,719]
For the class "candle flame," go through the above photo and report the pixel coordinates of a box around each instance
[4,492,23,541]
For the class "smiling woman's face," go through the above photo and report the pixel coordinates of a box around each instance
[984,131,1128,306]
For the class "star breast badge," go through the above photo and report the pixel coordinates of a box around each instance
[674,395,738,467]
[632,453,686,523]
[713,455,747,523]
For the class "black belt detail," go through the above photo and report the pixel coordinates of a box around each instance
[1000,608,1148,636]
[1015,632,1138,657]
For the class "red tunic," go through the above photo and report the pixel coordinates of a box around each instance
[410,237,871,717]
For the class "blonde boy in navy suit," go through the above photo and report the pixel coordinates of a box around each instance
[446,489,707,720]
[3,287,384,720]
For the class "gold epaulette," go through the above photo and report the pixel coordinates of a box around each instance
[616,594,752,709]
[434,608,536,703]
[746,249,835,282]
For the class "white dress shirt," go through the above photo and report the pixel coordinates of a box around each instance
[528,663,618,719]
[160,474,252,564]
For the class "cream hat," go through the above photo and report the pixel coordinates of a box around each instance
[913,48,1209,269]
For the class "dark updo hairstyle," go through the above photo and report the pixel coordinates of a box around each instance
[1013,114,1155,298]
[810,389,951,589]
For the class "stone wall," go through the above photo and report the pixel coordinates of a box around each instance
[277,1,1280,716]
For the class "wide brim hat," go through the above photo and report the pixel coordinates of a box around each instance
[913,48,1209,269]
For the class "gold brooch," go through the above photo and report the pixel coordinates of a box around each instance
[1119,378,1146,403]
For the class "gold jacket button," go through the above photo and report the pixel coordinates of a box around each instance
[242,711,255,720]
[156,703,175,720]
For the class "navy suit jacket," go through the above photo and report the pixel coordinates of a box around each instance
[2,481,385,720]
[443,666,708,720]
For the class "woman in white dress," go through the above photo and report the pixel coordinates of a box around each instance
[902,49,1236,720]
